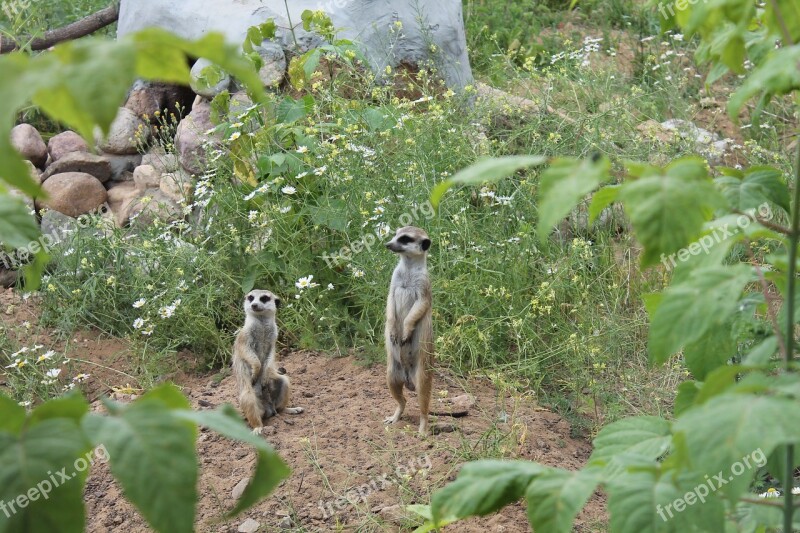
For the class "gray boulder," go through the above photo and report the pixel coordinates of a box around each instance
[117,0,473,90]
[42,152,113,183]
[141,152,180,174]
[174,99,220,175]
[11,124,48,168]
[38,172,108,217]
[255,42,287,88]
[133,164,162,191]
[47,131,89,162]
[190,58,232,98]
[95,107,150,155]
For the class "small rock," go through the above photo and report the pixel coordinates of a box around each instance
[197,399,213,408]
[101,153,143,181]
[237,518,260,533]
[123,190,182,227]
[47,131,89,162]
[278,516,292,529]
[42,152,112,183]
[160,169,194,202]
[133,164,162,191]
[302,391,314,398]
[228,91,254,120]
[141,152,180,174]
[95,107,149,155]
[231,478,249,500]
[378,504,405,523]
[255,42,287,88]
[11,124,47,168]
[39,172,108,217]
[106,181,140,227]
[40,209,80,240]
[190,58,231,98]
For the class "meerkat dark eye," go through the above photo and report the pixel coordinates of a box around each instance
[260,295,270,303]
[398,236,413,244]
[421,238,431,251]
[247,295,254,302]
[274,298,281,308]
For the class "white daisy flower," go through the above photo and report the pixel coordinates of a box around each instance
[133,298,146,309]
[352,269,365,278]
[46,368,61,378]
[228,131,241,142]
[279,206,292,214]
[296,146,309,153]
[37,350,55,362]
[133,318,145,329]
[759,488,780,498]
[72,373,90,383]
[282,186,297,195]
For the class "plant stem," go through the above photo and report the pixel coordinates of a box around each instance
[784,136,800,533]
[283,0,299,50]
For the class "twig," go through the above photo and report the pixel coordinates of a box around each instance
[0,4,119,54]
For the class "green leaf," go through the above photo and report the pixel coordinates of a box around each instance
[673,381,700,416]
[536,156,611,241]
[82,384,198,533]
[742,336,778,366]
[590,416,672,464]
[276,95,314,124]
[0,195,40,249]
[0,417,91,533]
[430,155,548,209]
[28,392,89,426]
[588,185,619,224]
[525,467,601,533]
[647,265,753,364]
[728,45,800,118]
[682,322,735,380]
[431,460,547,523]
[0,393,26,434]
[716,166,790,213]
[173,405,289,517]
[673,394,800,501]
[619,157,723,267]
[309,199,348,232]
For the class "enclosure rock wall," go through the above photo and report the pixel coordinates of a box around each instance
[117,0,473,89]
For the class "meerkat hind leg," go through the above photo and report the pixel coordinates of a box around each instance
[272,375,304,415]
[417,367,432,435]
[385,377,406,424]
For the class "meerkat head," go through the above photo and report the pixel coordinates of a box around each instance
[385,226,431,258]
[244,289,280,317]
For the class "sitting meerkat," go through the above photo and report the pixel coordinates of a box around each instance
[232,289,303,434]
[384,226,434,435]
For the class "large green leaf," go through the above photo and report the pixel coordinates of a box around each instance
[590,416,672,465]
[82,384,198,533]
[647,265,754,364]
[619,157,723,267]
[716,166,790,213]
[0,396,91,533]
[430,460,547,523]
[430,155,548,209]
[728,45,800,118]
[174,404,290,517]
[0,195,39,249]
[681,322,735,380]
[536,155,612,241]
[673,394,800,501]
[525,467,601,533]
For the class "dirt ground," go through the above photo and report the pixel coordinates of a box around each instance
[1,288,607,532]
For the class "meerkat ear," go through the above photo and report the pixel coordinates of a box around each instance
[274,297,281,308]
[421,238,431,251]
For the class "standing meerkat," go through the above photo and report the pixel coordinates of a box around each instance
[384,226,433,435]
[232,289,303,434]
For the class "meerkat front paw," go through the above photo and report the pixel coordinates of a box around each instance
[389,333,401,345]
[384,414,400,425]
[251,426,264,435]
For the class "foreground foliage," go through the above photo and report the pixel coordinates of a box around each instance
[421,0,800,531]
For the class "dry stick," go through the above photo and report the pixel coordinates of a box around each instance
[0,4,120,54]
[733,210,793,236]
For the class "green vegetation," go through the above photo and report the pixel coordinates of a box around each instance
[2,0,800,530]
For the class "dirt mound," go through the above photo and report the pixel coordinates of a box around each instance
[84,351,606,531]
[1,288,606,531]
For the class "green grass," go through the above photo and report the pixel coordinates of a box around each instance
[3,0,795,432]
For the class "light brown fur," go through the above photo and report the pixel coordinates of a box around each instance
[384,226,433,435]
[232,289,303,434]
